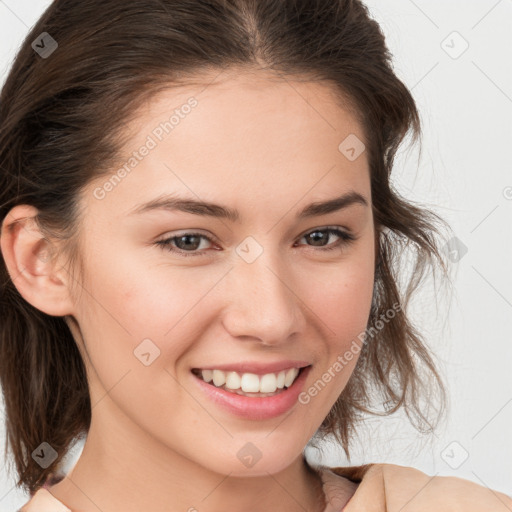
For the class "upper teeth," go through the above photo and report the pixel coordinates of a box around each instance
[199,368,300,393]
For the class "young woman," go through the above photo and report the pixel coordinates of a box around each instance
[0,1,510,511]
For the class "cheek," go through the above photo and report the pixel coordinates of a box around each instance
[294,270,373,419]
[298,247,375,397]
[335,268,373,336]
[71,256,211,432]
[72,249,212,387]
[304,251,375,341]
[70,254,233,461]
[80,242,216,337]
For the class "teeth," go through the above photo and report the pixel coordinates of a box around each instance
[276,370,285,389]
[225,371,241,390]
[212,369,226,387]
[202,369,213,383]
[198,367,301,393]
[259,373,277,393]
[284,368,297,387]
[240,372,260,392]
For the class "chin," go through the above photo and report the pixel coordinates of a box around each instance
[206,441,303,478]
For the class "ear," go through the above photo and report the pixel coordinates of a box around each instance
[0,204,75,316]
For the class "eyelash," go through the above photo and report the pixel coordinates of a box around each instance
[154,227,357,258]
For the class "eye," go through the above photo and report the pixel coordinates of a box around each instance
[154,232,217,258]
[154,226,357,258]
[295,227,357,252]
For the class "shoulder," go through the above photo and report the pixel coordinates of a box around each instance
[328,462,512,511]
[18,488,71,512]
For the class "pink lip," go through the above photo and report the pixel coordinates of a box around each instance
[192,360,311,375]
[191,365,312,420]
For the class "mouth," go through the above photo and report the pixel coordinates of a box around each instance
[190,364,312,420]
[191,366,307,397]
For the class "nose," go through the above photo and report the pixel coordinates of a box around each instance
[220,249,306,346]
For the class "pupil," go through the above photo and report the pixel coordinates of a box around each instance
[308,231,327,246]
[177,235,200,250]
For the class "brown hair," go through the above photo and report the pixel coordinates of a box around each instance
[0,0,452,496]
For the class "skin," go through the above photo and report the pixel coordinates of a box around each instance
[2,68,376,512]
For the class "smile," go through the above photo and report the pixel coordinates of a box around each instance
[192,367,302,395]
[190,365,312,420]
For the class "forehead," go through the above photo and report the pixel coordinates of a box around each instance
[124,66,365,152]
[85,68,370,221]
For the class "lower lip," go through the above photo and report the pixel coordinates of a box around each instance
[191,366,311,420]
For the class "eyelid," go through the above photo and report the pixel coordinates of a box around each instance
[158,229,220,243]
[298,226,357,250]
[154,225,357,257]
[153,230,219,256]
[299,225,352,238]
[155,225,352,243]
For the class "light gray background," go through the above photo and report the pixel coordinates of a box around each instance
[0,0,511,509]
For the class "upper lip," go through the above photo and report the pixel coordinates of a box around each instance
[192,360,311,375]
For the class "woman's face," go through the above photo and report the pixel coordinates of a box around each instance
[69,69,376,476]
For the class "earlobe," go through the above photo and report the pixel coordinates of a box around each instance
[0,204,75,317]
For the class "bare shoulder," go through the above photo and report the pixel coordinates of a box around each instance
[18,487,71,512]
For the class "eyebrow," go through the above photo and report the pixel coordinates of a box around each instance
[129,190,368,221]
